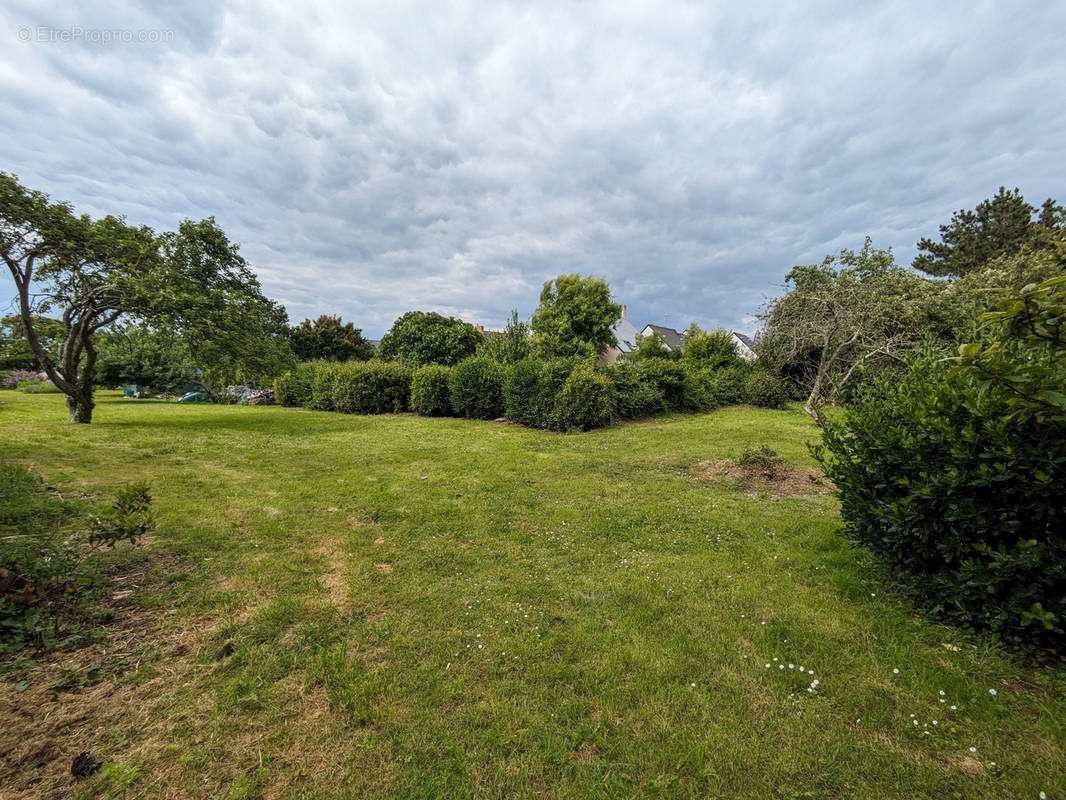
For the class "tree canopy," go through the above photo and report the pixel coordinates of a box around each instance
[913,187,1065,278]
[679,325,739,370]
[0,314,64,370]
[761,238,943,418]
[376,311,482,367]
[476,309,532,364]
[289,315,374,362]
[1,172,293,422]
[530,274,621,359]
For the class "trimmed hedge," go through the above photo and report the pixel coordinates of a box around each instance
[274,362,317,407]
[331,361,412,414]
[449,357,504,419]
[532,358,582,429]
[410,365,454,416]
[309,363,344,411]
[599,364,665,419]
[636,360,687,411]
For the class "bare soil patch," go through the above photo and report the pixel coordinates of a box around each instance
[691,449,833,498]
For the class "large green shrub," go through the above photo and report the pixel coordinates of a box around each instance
[309,362,343,411]
[741,367,790,409]
[636,359,687,411]
[503,358,542,426]
[449,357,504,419]
[274,362,317,408]
[532,358,582,429]
[816,270,1066,645]
[410,365,454,416]
[680,366,723,413]
[554,366,617,431]
[332,361,412,414]
[599,364,665,419]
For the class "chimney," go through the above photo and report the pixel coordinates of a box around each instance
[475,323,485,333]
[621,304,627,320]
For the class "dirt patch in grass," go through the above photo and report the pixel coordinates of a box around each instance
[0,551,204,799]
[691,447,833,498]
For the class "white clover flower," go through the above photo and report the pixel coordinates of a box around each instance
[939,690,946,696]
[932,720,938,726]
[989,688,997,696]
[969,747,977,753]
[765,663,771,668]
[893,668,900,675]
[950,705,957,711]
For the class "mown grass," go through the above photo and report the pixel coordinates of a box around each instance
[1,390,1064,799]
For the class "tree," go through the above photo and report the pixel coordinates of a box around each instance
[624,331,676,363]
[289,315,373,362]
[530,274,621,359]
[93,323,196,392]
[679,325,739,370]
[376,311,482,367]
[1,173,292,422]
[760,238,943,419]
[476,309,531,364]
[913,187,1065,278]
[0,315,64,370]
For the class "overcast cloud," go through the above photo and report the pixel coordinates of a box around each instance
[2,1,1064,336]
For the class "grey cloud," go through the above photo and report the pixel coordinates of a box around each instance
[2,1,1065,336]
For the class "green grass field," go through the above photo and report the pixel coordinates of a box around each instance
[1,390,1063,799]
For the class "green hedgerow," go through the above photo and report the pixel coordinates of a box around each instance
[410,365,454,416]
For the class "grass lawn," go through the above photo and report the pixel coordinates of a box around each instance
[1,390,1064,799]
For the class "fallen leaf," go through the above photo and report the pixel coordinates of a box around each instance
[326,507,339,512]
[942,642,961,652]
[374,537,385,545]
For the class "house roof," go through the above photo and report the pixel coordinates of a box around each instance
[642,324,685,350]
[611,316,640,353]
[731,331,755,350]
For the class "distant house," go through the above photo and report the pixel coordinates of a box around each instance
[730,331,757,362]
[602,305,640,364]
[639,324,685,351]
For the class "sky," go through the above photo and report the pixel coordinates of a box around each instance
[2,1,1064,337]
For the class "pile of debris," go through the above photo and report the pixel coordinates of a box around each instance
[226,386,276,405]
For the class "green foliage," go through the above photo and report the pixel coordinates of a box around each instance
[815,266,1066,646]
[376,311,482,367]
[289,315,373,362]
[0,314,63,370]
[93,323,196,392]
[625,331,676,363]
[553,366,617,431]
[331,361,412,414]
[449,357,504,419]
[1,464,150,652]
[410,365,455,416]
[531,358,583,429]
[636,359,687,411]
[502,358,543,426]
[680,366,723,413]
[914,187,1065,278]
[599,364,666,419]
[89,483,154,548]
[476,309,532,364]
[680,325,740,370]
[309,363,344,411]
[530,274,622,359]
[742,368,790,409]
[273,362,317,408]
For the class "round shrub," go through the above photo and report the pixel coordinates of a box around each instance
[503,358,542,426]
[332,361,412,414]
[410,365,454,416]
[636,359,687,411]
[554,366,616,431]
[274,362,316,408]
[741,368,789,409]
[449,357,504,419]
[680,366,722,413]
[817,350,1066,647]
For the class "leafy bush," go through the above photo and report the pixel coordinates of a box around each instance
[410,365,454,416]
[636,360,687,411]
[273,362,317,407]
[680,326,740,370]
[680,366,723,413]
[742,367,790,409]
[449,357,504,419]
[309,363,344,411]
[531,358,582,429]
[18,379,60,393]
[816,269,1066,646]
[600,364,665,419]
[332,361,412,414]
[554,366,616,431]
[503,358,542,425]
[711,362,753,405]
[1,466,151,652]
